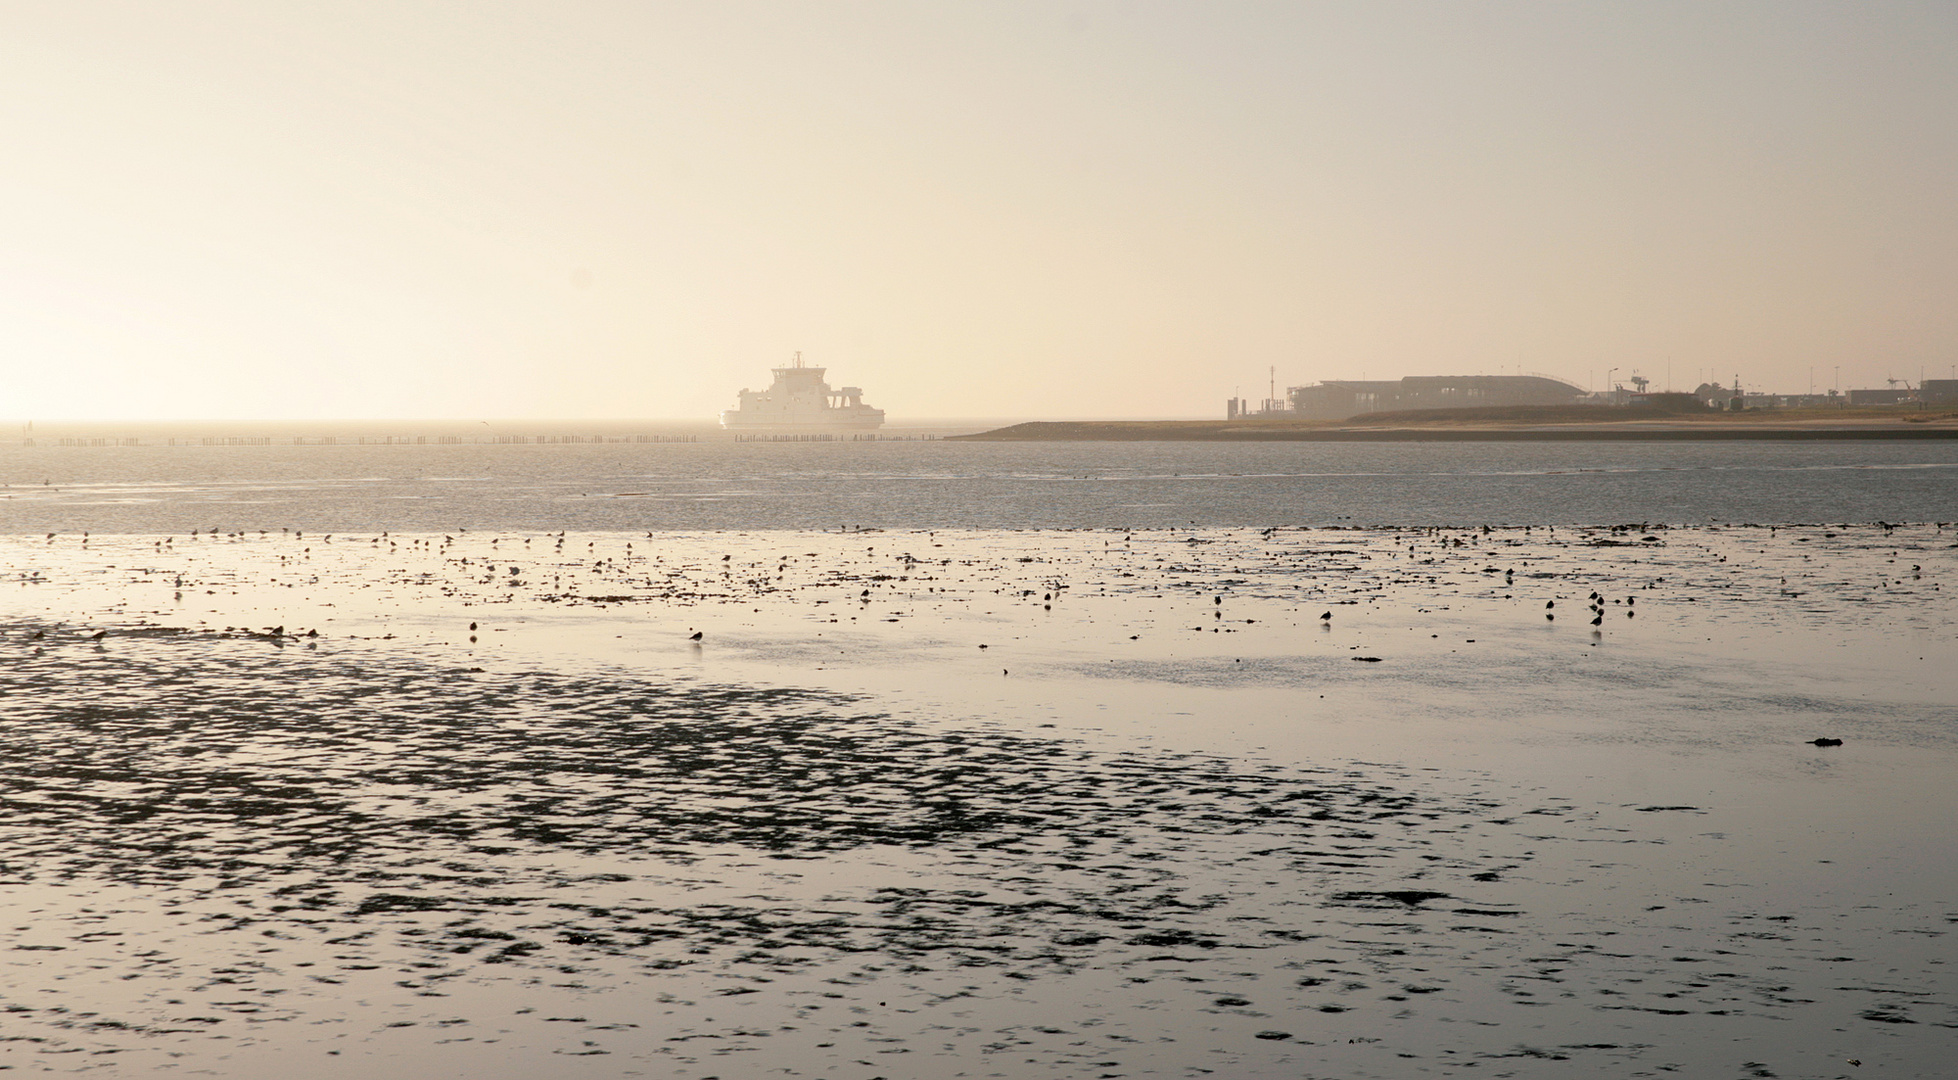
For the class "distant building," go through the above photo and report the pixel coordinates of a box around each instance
[1921,379,1958,404]
[1761,393,1839,409]
[1285,375,1584,420]
[1227,367,1294,419]
[1287,381,1400,419]
[1847,388,1913,406]
[1626,392,1707,411]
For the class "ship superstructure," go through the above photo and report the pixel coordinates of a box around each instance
[720,353,886,431]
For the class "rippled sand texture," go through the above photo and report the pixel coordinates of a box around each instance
[0,524,1953,1078]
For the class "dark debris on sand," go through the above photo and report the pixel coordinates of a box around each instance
[0,631,1519,986]
[0,609,1944,1076]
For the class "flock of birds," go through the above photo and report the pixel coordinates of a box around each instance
[1543,590,1635,625]
[9,520,1927,752]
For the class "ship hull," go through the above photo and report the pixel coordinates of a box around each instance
[719,409,886,431]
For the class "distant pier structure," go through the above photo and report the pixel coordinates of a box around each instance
[1228,366,1293,419]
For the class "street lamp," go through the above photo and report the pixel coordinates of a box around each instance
[1606,367,1619,396]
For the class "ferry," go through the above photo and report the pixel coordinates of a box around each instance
[720,353,886,431]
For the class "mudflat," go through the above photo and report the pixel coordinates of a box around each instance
[0,523,1951,1078]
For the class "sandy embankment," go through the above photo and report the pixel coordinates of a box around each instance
[955,406,1958,441]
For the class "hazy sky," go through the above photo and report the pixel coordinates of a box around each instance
[3,1,1955,420]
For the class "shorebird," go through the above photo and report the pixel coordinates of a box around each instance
[688,630,703,641]
[1319,611,1332,621]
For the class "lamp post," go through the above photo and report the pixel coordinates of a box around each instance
[1606,368,1619,398]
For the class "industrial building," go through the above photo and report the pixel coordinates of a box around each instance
[1846,388,1915,406]
[1282,375,1585,420]
[1844,380,1957,407]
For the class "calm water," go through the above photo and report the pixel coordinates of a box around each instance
[3,439,1956,532]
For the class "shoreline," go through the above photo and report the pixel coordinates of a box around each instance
[954,418,1958,441]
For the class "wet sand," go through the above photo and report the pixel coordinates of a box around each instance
[0,524,1953,1077]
